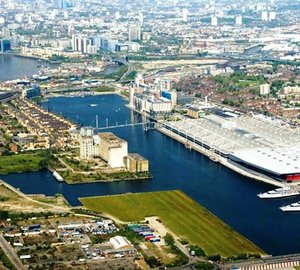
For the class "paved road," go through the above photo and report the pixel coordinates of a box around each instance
[118,59,135,82]
[0,234,27,270]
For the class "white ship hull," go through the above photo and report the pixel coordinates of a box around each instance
[257,187,299,199]
[280,203,300,212]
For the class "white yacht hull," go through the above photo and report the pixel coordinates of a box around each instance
[257,187,300,199]
[258,192,300,199]
[280,206,300,212]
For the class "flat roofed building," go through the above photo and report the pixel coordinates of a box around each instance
[163,113,300,178]
[124,153,149,173]
[187,107,205,119]
[229,145,300,181]
[132,94,172,117]
[161,90,177,107]
[99,132,128,168]
[21,85,41,100]
[260,84,270,95]
[128,24,141,42]
[147,97,172,116]
[110,236,132,250]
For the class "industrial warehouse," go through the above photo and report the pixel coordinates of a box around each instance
[160,113,300,184]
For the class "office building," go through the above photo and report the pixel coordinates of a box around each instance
[72,35,95,54]
[261,11,268,21]
[115,11,121,20]
[235,15,243,26]
[0,39,11,53]
[132,94,172,117]
[269,11,276,21]
[128,24,141,42]
[211,16,218,26]
[260,84,270,95]
[55,0,72,9]
[161,90,177,107]
[139,12,144,26]
[182,9,188,22]
[21,85,41,99]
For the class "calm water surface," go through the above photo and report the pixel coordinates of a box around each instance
[0,54,54,81]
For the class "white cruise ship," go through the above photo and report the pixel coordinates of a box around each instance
[257,187,300,199]
[280,201,300,212]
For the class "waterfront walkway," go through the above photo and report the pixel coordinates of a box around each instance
[157,126,285,188]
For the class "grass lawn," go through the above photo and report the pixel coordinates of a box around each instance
[59,170,150,184]
[0,153,45,174]
[80,190,264,257]
[93,86,115,92]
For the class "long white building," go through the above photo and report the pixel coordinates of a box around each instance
[132,94,172,117]
[162,113,300,183]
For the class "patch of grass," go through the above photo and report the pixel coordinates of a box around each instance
[80,190,264,257]
[164,233,188,267]
[121,90,130,97]
[93,86,115,92]
[104,65,128,81]
[125,71,137,80]
[60,170,151,184]
[194,261,214,270]
[0,153,45,174]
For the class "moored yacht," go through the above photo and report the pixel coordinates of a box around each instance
[280,201,300,212]
[257,186,300,199]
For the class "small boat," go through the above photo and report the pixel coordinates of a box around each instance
[209,156,218,162]
[258,186,300,199]
[53,171,64,182]
[280,201,300,212]
[89,104,98,107]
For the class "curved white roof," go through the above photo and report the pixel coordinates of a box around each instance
[231,145,300,175]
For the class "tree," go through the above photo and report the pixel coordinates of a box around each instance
[164,233,175,246]
[207,254,221,262]
[194,261,214,270]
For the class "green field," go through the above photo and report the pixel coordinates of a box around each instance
[80,190,264,257]
[0,153,45,174]
[59,170,151,184]
[93,86,115,92]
